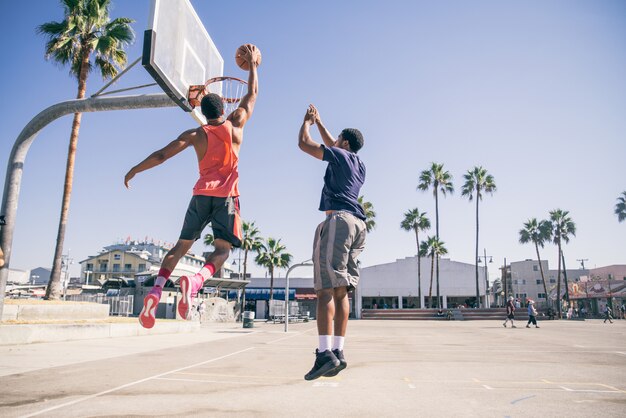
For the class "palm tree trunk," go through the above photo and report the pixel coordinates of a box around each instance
[534,242,549,309]
[436,254,441,309]
[428,254,434,308]
[561,251,570,303]
[414,228,421,308]
[46,49,90,300]
[243,249,248,280]
[434,189,440,309]
[474,195,480,307]
[556,242,562,318]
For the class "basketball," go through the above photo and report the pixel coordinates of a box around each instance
[235,44,262,71]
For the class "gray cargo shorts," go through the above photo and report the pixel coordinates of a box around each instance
[312,211,367,291]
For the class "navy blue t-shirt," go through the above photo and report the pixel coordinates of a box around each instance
[319,145,366,220]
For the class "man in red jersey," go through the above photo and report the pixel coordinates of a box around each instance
[124,45,260,329]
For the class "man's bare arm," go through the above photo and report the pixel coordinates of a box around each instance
[298,105,324,160]
[310,104,337,147]
[124,129,196,188]
[229,44,260,131]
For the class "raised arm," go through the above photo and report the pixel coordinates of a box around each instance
[124,129,197,188]
[298,105,324,160]
[310,104,337,147]
[229,44,260,130]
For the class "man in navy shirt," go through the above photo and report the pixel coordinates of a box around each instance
[298,104,367,380]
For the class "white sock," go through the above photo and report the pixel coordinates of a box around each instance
[332,336,345,351]
[318,335,332,352]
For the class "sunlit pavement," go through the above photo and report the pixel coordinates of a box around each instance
[0,319,624,417]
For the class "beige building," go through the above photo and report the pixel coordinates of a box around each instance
[79,241,217,285]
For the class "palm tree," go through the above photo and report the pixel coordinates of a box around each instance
[615,191,626,222]
[203,232,214,248]
[255,238,292,304]
[420,236,447,308]
[548,209,576,318]
[418,163,453,309]
[401,209,430,308]
[519,218,552,308]
[461,166,496,308]
[358,195,376,233]
[241,221,264,280]
[38,0,134,299]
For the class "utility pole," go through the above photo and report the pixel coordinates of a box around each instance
[576,259,588,270]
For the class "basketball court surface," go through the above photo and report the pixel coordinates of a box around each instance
[0,320,624,417]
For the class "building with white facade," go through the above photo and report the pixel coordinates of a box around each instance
[355,256,488,315]
[79,241,232,285]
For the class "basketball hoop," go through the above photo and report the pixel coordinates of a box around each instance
[188,76,247,116]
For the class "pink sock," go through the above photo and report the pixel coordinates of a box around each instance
[195,263,216,281]
[155,267,171,288]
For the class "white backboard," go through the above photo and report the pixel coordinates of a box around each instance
[142,0,224,124]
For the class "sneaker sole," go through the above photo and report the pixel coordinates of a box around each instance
[139,293,159,329]
[178,276,191,319]
[304,360,340,381]
[323,361,347,377]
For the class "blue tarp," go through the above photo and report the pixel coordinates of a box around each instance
[227,288,295,301]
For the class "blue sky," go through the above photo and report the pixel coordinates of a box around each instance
[1,0,625,280]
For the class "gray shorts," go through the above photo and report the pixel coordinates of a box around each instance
[312,211,367,291]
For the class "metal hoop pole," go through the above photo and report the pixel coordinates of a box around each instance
[284,259,313,332]
[0,93,176,317]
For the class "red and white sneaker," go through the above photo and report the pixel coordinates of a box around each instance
[178,275,203,319]
[139,286,162,329]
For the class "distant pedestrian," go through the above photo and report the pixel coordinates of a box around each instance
[526,300,540,328]
[503,296,516,328]
[197,299,206,324]
[620,303,625,320]
[603,306,613,324]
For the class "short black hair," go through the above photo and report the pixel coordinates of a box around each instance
[200,93,224,119]
[340,128,364,153]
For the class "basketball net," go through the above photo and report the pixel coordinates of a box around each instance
[188,76,247,116]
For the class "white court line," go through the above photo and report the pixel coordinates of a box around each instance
[19,347,254,418]
[559,385,618,393]
[616,351,626,356]
[482,385,493,390]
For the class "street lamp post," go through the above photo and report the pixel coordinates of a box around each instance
[85,270,92,286]
[477,249,493,308]
[284,259,313,333]
[30,274,39,286]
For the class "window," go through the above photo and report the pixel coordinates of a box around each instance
[124,264,132,271]
[100,263,108,272]
[86,263,93,271]
[549,278,556,283]
[538,293,546,299]
[138,264,146,272]
[114,254,121,260]
[513,280,518,284]
[522,279,526,285]
[536,279,541,285]
[113,264,120,272]
[533,265,538,272]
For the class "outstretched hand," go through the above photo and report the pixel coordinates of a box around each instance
[124,170,135,189]
[241,44,261,67]
[309,104,321,124]
[304,104,316,124]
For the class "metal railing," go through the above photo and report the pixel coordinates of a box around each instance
[65,293,134,316]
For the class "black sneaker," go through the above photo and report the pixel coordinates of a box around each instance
[324,349,347,377]
[304,349,340,381]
